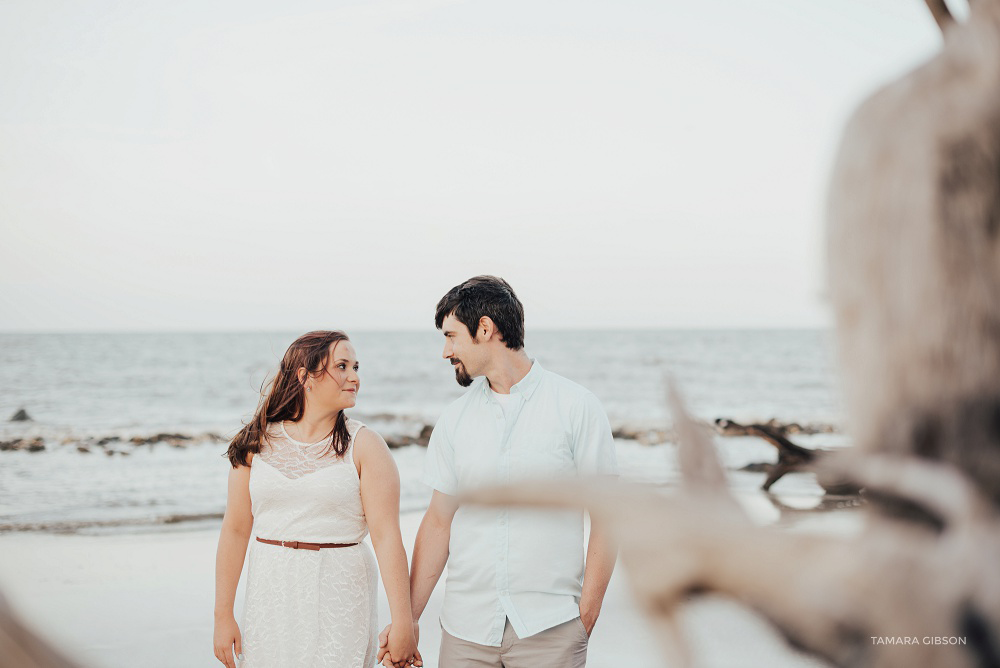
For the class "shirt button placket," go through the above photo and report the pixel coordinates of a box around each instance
[497,397,512,611]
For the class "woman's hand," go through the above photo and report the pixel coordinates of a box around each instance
[213,614,243,668]
[384,621,421,667]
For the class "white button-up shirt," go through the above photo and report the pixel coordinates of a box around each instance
[423,360,618,646]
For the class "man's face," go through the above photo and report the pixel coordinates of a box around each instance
[441,314,482,387]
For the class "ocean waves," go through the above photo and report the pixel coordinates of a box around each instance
[0,329,846,533]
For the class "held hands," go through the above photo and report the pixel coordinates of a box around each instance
[213,614,243,668]
[377,621,422,667]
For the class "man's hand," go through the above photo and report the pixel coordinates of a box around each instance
[377,624,392,666]
[579,601,600,637]
[579,512,616,639]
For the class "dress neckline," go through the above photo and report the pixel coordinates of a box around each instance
[280,421,333,447]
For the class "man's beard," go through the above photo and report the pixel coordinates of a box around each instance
[453,360,473,387]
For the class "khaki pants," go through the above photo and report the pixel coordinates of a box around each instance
[439,618,589,668]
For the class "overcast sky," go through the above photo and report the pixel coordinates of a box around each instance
[0,0,951,331]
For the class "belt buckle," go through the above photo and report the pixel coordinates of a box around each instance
[281,540,300,549]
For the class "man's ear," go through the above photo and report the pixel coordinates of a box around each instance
[478,316,497,342]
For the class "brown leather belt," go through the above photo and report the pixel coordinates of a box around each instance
[256,537,358,551]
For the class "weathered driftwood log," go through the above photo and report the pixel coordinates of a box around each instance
[827,0,1000,510]
[719,417,826,489]
[715,417,837,437]
[717,418,860,494]
[469,2,1000,666]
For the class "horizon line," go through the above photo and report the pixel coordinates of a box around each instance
[0,325,832,335]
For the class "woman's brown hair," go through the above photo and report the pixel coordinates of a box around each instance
[227,330,352,467]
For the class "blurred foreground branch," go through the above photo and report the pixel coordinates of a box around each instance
[467,3,1000,666]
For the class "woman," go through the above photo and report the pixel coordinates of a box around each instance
[213,331,420,668]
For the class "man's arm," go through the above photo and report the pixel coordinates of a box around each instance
[410,490,460,621]
[572,391,620,635]
[579,514,617,635]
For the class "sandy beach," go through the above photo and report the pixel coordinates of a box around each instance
[0,507,842,668]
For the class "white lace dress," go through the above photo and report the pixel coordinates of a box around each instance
[241,419,378,668]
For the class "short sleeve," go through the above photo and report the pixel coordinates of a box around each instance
[571,392,618,476]
[423,417,459,495]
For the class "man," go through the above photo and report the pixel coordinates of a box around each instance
[381,275,618,667]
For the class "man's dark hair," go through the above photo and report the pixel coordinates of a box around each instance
[435,275,525,350]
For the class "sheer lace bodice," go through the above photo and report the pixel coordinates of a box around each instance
[258,421,353,478]
[249,419,368,544]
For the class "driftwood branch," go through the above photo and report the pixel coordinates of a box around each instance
[670,382,732,497]
[717,418,861,495]
[0,593,82,668]
[466,433,1000,668]
[469,2,1000,666]
[924,0,955,32]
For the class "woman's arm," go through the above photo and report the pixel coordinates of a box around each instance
[213,461,253,668]
[355,429,420,668]
[378,490,458,665]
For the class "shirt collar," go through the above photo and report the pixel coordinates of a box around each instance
[481,358,544,401]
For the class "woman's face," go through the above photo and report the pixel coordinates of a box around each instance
[308,339,360,412]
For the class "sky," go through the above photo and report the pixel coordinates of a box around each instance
[0,0,953,331]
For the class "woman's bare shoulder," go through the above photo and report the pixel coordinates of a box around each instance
[353,425,389,456]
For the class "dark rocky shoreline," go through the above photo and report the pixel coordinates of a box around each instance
[0,418,839,454]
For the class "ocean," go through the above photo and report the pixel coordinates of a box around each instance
[0,330,849,533]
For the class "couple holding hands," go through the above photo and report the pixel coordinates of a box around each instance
[214,275,619,668]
